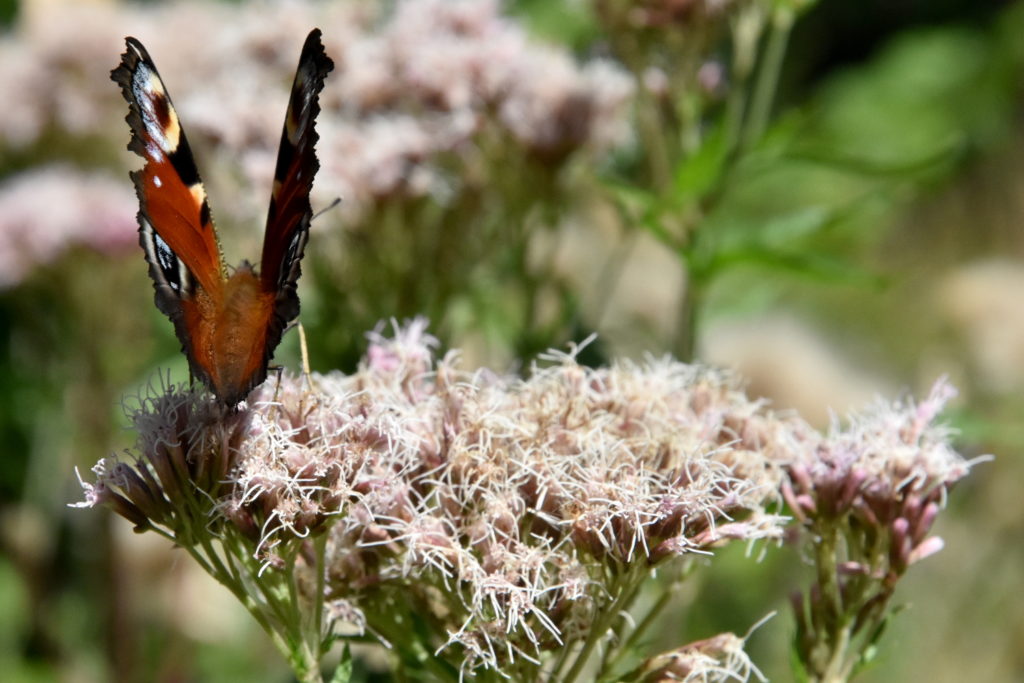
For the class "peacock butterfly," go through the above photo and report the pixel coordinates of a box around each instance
[112,29,333,406]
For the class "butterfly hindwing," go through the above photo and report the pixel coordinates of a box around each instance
[260,29,334,360]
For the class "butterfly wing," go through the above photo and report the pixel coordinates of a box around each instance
[259,29,334,360]
[112,37,226,390]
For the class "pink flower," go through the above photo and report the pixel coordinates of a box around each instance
[0,166,137,288]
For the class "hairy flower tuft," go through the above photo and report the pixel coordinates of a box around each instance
[75,326,976,680]
[780,378,983,681]
[782,378,975,573]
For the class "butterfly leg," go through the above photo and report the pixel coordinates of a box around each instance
[268,363,286,409]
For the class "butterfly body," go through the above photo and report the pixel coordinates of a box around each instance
[178,265,273,405]
[113,30,333,406]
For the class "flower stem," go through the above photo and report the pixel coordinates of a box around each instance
[743,6,794,149]
[561,567,645,683]
[607,570,680,670]
[808,522,855,682]
[312,532,328,652]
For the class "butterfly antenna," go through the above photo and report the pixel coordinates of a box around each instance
[312,197,342,221]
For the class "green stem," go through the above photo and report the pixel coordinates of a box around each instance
[363,591,460,682]
[743,7,795,150]
[724,3,765,158]
[723,72,749,161]
[606,575,677,671]
[673,268,699,362]
[312,532,328,652]
[613,28,672,190]
[815,524,844,635]
[274,542,328,682]
[202,546,295,673]
[592,226,640,332]
[560,568,644,683]
[806,522,857,682]
[637,85,673,189]
[819,622,853,683]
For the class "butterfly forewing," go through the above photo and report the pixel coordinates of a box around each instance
[113,37,229,395]
[112,39,225,297]
[261,30,334,330]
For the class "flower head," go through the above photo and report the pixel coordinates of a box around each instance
[77,322,795,676]
[781,378,975,574]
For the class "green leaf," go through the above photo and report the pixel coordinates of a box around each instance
[602,179,678,249]
[710,244,883,287]
[602,178,659,215]
[788,641,813,683]
[757,206,835,245]
[510,0,598,49]
[784,136,962,180]
[329,643,353,683]
[673,125,728,201]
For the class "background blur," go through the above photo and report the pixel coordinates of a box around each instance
[1,0,1022,681]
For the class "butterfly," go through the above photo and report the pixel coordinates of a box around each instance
[112,29,333,406]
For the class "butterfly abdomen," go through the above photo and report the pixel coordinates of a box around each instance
[177,266,275,405]
[211,267,277,405]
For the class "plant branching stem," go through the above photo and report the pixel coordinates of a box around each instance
[561,568,645,683]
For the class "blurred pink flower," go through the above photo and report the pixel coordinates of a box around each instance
[0,165,137,288]
[0,0,633,228]
[314,0,634,211]
[0,41,50,147]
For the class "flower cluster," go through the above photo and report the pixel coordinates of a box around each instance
[1,0,635,355]
[784,380,968,573]
[75,322,978,680]
[317,0,633,209]
[78,322,796,679]
[594,0,739,32]
[629,630,765,683]
[1,0,632,227]
[779,379,981,681]
[0,165,136,288]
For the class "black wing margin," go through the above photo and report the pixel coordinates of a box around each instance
[260,29,334,356]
